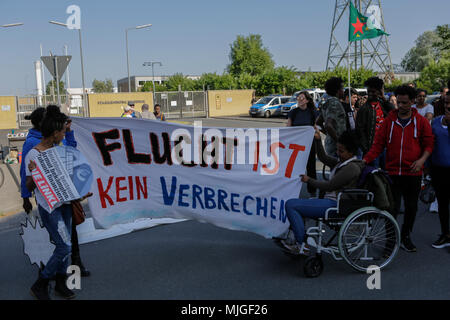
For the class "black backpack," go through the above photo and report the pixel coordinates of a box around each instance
[357,166,395,213]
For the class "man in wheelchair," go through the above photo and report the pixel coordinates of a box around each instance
[282,129,365,255]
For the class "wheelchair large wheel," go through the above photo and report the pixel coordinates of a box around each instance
[338,207,400,273]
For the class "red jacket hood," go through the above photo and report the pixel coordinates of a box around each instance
[387,107,419,122]
[387,108,422,143]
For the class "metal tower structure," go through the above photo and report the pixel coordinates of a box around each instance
[326,0,394,82]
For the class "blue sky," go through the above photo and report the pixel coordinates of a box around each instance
[0,0,449,95]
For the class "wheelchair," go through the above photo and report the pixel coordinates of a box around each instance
[281,189,401,278]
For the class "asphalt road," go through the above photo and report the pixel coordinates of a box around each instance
[1,202,449,300]
[1,116,449,300]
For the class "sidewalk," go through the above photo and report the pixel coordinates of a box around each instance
[0,162,23,218]
[0,161,30,232]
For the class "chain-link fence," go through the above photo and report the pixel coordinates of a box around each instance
[154,91,207,119]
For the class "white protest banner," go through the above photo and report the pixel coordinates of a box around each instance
[72,118,314,238]
[32,147,81,212]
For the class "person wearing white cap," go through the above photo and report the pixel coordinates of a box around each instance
[121,106,134,118]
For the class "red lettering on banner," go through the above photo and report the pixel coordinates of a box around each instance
[32,166,60,209]
[252,141,260,172]
[97,177,114,208]
[285,144,306,178]
[128,176,134,200]
[262,142,286,175]
[136,176,148,200]
[97,176,149,208]
[116,177,127,202]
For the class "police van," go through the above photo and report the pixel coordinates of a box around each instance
[281,89,326,117]
[249,95,291,118]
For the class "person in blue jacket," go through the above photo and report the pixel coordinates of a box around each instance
[20,107,90,277]
[430,91,450,249]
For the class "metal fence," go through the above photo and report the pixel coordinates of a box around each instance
[154,91,207,119]
[15,91,206,129]
[16,94,87,129]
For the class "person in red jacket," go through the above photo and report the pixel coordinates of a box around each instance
[363,85,434,252]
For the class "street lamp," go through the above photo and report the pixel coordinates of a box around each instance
[1,23,24,28]
[126,24,152,92]
[143,61,162,100]
[49,20,87,116]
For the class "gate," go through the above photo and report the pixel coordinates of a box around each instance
[16,94,85,129]
[17,96,39,129]
[154,91,207,119]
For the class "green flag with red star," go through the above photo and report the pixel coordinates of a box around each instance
[349,2,388,42]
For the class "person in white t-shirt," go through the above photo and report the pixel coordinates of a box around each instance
[413,89,434,121]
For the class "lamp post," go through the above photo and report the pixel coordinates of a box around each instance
[49,20,87,116]
[126,24,152,92]
[143,61,162,102]
[1,23,24,28]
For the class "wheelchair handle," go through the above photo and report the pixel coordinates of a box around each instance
[340,189,371,194]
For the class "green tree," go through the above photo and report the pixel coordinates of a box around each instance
[416,59,450,92]
[434,24,450,59]
[227,34,275,77]
[140,81,167,92]
[401,30,442,72]
[197,73,223,90]
[236,73,259,90]
[384,79,404,93]
[162,73,195,91]
[92,79,114,93]
[46,80,65,95]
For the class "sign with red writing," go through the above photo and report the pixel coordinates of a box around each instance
[32,147,81,212]
[72,118,314,238]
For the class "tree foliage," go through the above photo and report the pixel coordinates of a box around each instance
[401,25,450,72]
[434,24,450,59]
[401,31,441,72]
[416,59,450,93]
[92,79,114,93]
[136,33,382,96]
[46,80,65,95]
[227,34,275,77]
[139,68,378,96]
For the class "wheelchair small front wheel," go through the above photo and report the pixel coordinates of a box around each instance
[303,255,324,278]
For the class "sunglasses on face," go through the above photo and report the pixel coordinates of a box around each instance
[417,95,426,98]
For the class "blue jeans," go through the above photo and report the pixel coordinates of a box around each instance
[38,204,72,279]
[285,198,337,244]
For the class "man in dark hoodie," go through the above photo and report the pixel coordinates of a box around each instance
[20,107,90,276]
[363,85,434,253]
[356,77,395,168]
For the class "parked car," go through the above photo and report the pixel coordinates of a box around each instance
[249,95,290,118]
[426,94,440,105]
[281,89,326,117]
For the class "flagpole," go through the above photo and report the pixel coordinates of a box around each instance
[348,1,352,110]
[348,42,352,113]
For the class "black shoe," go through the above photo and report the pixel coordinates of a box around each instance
[72,256,91,277]
[432,235,450,249]
[30,276,51,300]
[401,236,417,252]
[54,274,75,299]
